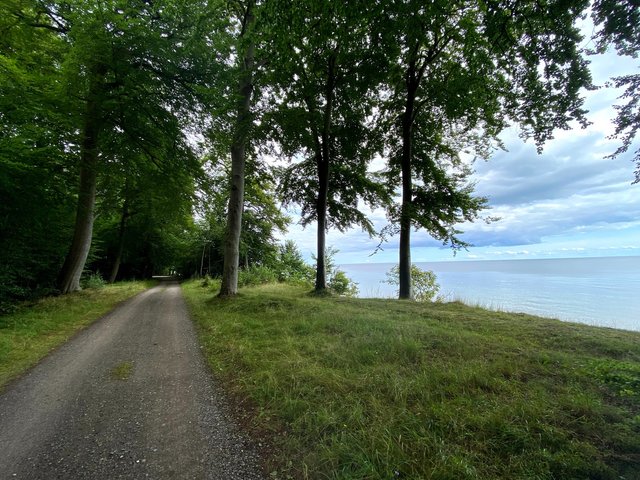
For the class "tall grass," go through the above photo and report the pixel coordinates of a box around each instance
[183,281,640,480]
[0,281,153,388]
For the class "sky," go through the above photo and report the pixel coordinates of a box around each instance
[277,42,640,266]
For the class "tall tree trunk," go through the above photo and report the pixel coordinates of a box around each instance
[58,80,102,294]
[108,196,129,283]
[219,1,255,297]
[315,153,329,291]
[399,62,418,300]
[200,243,206,278]
[314,53,337,293]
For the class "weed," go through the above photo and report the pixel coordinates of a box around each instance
[110,361,134,380]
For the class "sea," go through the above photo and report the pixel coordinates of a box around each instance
[340,256,640,332]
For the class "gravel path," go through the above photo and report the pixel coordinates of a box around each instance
[0,282,265,479]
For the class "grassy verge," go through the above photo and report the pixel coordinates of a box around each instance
[0,281,153,389]
[182,280,640,480]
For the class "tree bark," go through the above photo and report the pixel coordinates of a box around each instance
[314,53,337,293]
[219,1,255,297]
[315,152,329,291]
[200,243,206,278]
[399,61,418,300]
[58,78,103,294]
[108,196,129,283]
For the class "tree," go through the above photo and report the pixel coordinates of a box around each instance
[0,1,76,308]
[219,0,257,297]
[6,0,214,293]
[591,0,640,182]
[377,0,592,299]
[264,0,389,293]
[90,144,198,282]
[385,264,439,302]
[178,155,289,280]
[273,240,314,284]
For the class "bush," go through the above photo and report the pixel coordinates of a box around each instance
[385,264,439,301]
[81,272,106,290]
[273,241,315,284]
[199,275,222,292]
[312,247,359,297]
[238,265,278,287]
[328,269,359,297]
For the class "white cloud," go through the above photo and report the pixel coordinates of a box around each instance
[276,48,640,265]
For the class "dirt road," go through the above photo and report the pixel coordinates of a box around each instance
[0,283,264,479]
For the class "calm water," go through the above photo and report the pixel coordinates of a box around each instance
[341,256,640,332]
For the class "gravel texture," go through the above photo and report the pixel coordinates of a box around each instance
[0,282,265,479]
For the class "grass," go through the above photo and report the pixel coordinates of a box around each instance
[0,281,153,389]
[182,280,640,480]
[110,360,134,380]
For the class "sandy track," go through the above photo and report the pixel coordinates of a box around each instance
[0,282,264,479]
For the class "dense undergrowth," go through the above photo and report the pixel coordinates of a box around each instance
[182,280,640,480]
[0,280,152,389]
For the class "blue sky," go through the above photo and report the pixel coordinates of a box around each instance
[278,46,640,265]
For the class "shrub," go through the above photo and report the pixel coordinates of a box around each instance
[81,272,106,290]
[385,264,439,301]
[328,269,359,297]
[273,240,315,284]
[312,247,359,297]
[238,265,278,287]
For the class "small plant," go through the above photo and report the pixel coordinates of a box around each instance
[328,269,359,297]
[238,265,278,287]
[81,272,106,290]
[110,361,134,380]
[312,247,359,297]
[589,359,640,398]
[384,264,439,301]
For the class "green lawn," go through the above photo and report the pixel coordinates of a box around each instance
[182,280,640,480]
[0,281,153,389]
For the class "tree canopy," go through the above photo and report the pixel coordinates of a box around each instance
[0,0,637,307]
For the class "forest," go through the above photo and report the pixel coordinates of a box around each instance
[1,0,638,311]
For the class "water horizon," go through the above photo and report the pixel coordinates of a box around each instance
[339,255,640,332]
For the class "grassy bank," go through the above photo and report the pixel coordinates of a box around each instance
[182,280,640,480]
[0,281,153,389]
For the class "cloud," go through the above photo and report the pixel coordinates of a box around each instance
[276,49,640,263]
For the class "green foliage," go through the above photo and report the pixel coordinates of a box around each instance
[1,0,218,299]
[312,247,359,297]
[174,157,290,280]
[590,359,640,398]
[1,0,638,305]
[81,272,106,290]
[385,264,440,302]
[272,241,314,285]
[327,270,359,297]
[591,0,640,182]
[238,265,278,288]
[183,281,640,479]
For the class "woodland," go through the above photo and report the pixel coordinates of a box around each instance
[1,0,638,311]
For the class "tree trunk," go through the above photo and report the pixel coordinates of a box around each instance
[314,53,337,293]
[399,63,418,300]
[315,153,329,291]
[219,1,255,297]
[200,243,206,278]
[108,196,129,283]
[58,82,102,294]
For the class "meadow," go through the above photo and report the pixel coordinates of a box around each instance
[183,280,640,480]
